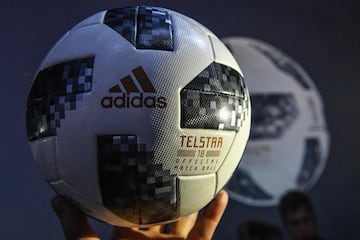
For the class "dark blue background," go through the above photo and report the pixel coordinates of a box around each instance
[1,0,359,239]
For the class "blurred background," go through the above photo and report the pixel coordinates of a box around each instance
[1,0,359,239]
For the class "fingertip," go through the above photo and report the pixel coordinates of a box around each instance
[216,190,229,207]
[206,190,228,218]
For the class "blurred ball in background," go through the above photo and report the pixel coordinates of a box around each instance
[223,37,330,206]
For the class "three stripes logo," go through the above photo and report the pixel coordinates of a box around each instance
[101,66,167,109]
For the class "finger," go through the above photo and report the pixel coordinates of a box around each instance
[187,190,228,240]
[51,195,99,240]
[169,212,198,237]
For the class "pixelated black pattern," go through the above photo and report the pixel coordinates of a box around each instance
[181,62,249,131]
[26,57,94,141]
[104,7,137,46]
[104,6,173,51]
[249,94,298,140]
[226,168,272,200]
[251,43,310,90]
[297,138,321,186]
[98,135,178,224]
[136,6,173,50]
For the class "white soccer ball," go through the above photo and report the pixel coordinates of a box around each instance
[26,6,251,226]
[223,37,329,206]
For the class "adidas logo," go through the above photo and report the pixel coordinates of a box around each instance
[101,66,167,109]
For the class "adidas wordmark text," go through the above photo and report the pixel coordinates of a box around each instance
[101,66,167,109]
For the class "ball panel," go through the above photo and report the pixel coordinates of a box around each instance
[104,6,174,51]
[97,135,177,225]
[180,62,247,131]
[177,174,216,216]
[103,7,137,46]
[26,57,94,141]
[136,6,173,51]
[30,137,60,182]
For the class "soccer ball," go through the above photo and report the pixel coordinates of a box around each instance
[223,37,329,206]
[26,6,251,226]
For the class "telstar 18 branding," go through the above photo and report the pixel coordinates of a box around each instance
[101,66,167,109]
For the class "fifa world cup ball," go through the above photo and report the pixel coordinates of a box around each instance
[223,37,329,206]
[26,6,251,226]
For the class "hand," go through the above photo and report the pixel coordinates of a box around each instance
[51,190,228,240]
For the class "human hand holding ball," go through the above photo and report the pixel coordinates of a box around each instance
[51,190,228,240]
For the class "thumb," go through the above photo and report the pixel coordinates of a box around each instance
[51,195,99,240]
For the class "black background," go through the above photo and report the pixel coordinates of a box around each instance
[1,0,359,239]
